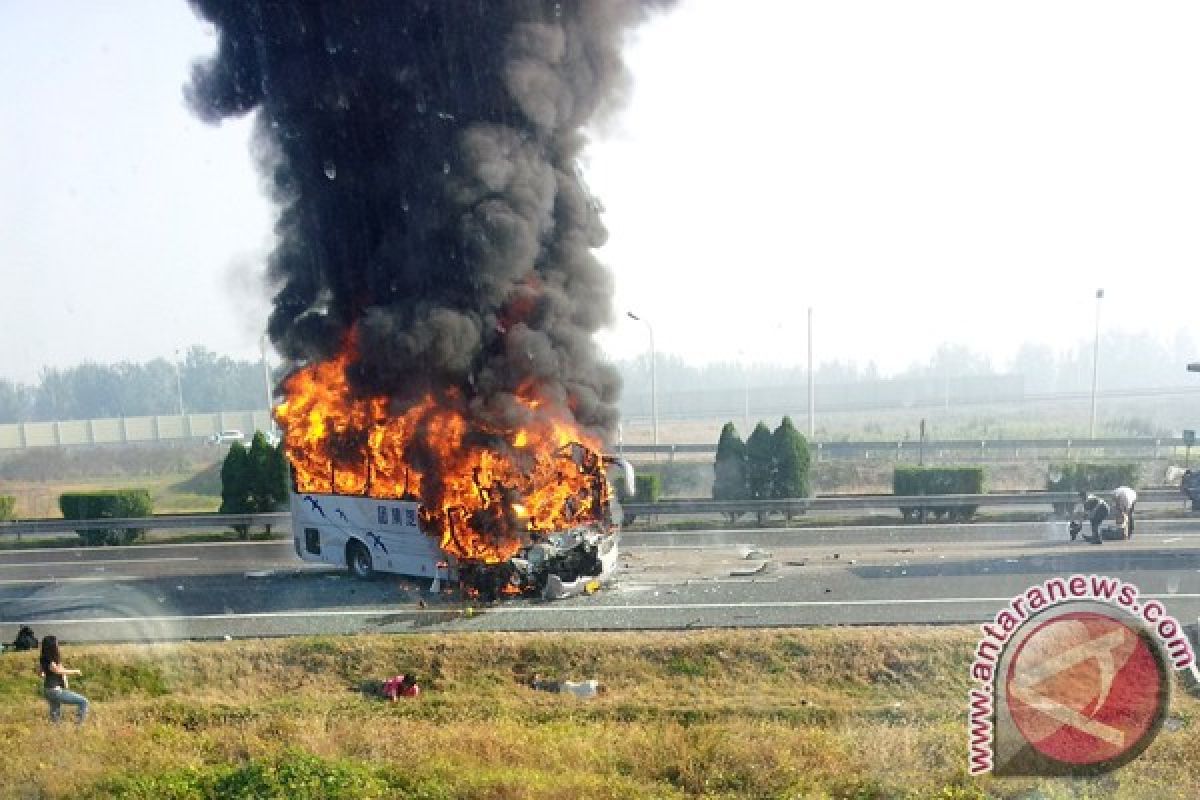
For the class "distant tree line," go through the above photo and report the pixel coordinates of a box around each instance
[0,347,275,424]
[615,328,1199,397]
[3,327,1193,425]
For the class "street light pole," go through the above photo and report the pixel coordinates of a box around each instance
[626,311,658,457]
[1089,288,1103,439]
[736,348,749,432]
[744,365,750,434]
[807,306,815,438]
[174,349,185,417]
[261,334,275,435]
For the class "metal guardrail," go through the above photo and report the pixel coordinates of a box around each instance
[0,410,275,450]
[622,489,1184,517]
[619,437,1193,458]
[0,491,1186,535]
[0,512,290,536]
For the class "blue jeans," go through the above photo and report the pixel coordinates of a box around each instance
[44,687,89,724]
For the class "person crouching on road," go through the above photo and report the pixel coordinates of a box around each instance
[1076,492,1110,545]
[1112,486,1137,540]
[39,636,88,725]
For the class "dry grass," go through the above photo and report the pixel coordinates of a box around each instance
[2,474,220,519]
[0,628,1197,799]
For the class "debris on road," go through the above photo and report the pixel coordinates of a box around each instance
[530,674,601,698]
[740,547,772,560]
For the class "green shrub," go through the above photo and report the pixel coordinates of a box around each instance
[744,423,775,501]
[771,417,811,521]
[713,422,748,502]
[616,473,661,527]
[1046,462,1140,516]
[893,467,984,522]
[634,473,661,503]
[220,434,289,538]
[1047,462,1139,492]
[712,422,747,523]
[59,489,153,546]
[0,495,14,521]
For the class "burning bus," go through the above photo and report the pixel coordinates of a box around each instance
[186,3,653,600]
[287,449,632,600]
[277,347,633,601]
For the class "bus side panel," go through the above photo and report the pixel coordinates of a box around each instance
[291,492,448,578]
[291,492,351,569]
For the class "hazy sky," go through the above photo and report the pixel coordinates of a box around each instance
[3,1,1197,383]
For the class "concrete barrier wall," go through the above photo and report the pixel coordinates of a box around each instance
[0,410,275,450]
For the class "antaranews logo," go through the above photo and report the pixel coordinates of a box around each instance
[967,575,1196,777]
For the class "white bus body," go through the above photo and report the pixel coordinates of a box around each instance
[291,492,457,582]
[289,456,633,597]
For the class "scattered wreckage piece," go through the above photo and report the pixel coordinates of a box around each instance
[510,527,619,600]
[729,561,770,577]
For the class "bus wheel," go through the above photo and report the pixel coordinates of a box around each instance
[348,541,373,579]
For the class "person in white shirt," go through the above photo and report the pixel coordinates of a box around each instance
[1112,486,1137,540]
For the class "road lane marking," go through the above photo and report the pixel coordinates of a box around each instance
[0,539,291,555]
[624,520,1200,536]
[0,576,139,585]
[1,595,105,602]
[0,557,200,568]
[5,593,1200,625]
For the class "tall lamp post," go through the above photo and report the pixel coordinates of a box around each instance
[736,347,750,433]
[807,306,815,438]
[626,311,658,457]
[260,334,275,436]
[174,348,185,417]
[1185,364,1200,502]
[1089,288,1103,439]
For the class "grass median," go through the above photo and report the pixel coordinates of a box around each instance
[0,628,1196,799]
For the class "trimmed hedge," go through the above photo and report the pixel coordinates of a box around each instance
[894,466,984,522]
[59,489,153,546]
[1046,462,1139,492]
[1046,463,1140,516]
[616,473,662,527]
[635,473,661,504]
[0,495,13,521]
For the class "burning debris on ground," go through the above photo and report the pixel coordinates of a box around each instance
[186,1,667,594]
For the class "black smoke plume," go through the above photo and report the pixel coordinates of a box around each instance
[185,0,669,444]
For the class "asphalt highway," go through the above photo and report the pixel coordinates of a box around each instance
[3,519,1200,642]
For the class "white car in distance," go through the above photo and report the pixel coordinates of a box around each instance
[207,429,245,445]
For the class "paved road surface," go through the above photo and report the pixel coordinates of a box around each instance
[3,520,1200,642]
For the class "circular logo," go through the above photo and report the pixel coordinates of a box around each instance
[1004,610,1168,769]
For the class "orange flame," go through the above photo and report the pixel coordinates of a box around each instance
[274,340,610,565]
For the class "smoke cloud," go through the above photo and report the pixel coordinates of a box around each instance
[185,0,669,444]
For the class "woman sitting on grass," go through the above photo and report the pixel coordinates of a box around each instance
[39,636,89,725]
